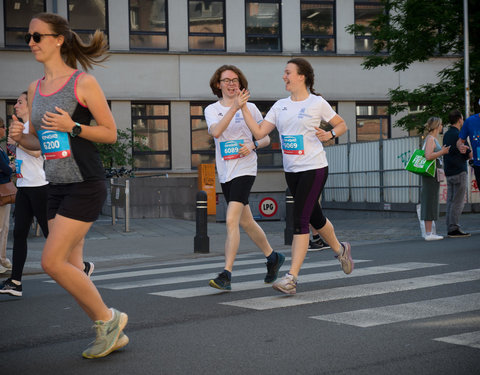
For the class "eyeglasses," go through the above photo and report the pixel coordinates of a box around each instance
[220,78,240,85]
[24,32,59,44]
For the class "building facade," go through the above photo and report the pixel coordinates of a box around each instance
[0,0,457,196]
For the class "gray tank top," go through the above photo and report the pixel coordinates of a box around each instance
[31,70,105,184]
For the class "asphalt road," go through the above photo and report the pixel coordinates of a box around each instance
[1,235,479,375]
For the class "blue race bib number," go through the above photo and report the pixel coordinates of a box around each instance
[15,159,23,178]
[281,135,304,155]
[220,140,243,160]
[38,130,71,160]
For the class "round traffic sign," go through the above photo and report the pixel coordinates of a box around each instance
[259,197,278,217]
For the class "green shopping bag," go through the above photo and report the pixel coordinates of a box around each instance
[405,149,436,177]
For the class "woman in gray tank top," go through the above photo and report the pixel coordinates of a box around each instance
[9,12,128,359]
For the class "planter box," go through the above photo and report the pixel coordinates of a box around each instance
[103,176,197,220]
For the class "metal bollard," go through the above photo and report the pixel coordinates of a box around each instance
[284,188,294,245]
[194,190,209,253]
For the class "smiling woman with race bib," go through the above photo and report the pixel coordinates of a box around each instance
[204,65,285,291]
[242,58,354,295]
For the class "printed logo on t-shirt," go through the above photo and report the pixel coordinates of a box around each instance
[37,130,71,160]
[220,140,243,160]
[15,159,23,178]
[234,113,243,123]
[281,135,304,155]
[297,108,312,119]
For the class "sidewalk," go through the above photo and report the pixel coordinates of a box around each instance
[3,209,480,277]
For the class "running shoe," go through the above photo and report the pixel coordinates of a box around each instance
[447,229,470,238]
[336,242,354,274]
[272,273,297,295]
[424,233,443,241]
[112,332,129,352]
[82,308,128,359]
[264,252,285,283]
[0,258,12,270]
[209,271,231,290]
[308,238,330,251]
[83,261,95,277]
[0,278,22,297]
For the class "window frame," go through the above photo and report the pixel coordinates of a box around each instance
[131,101,171,171]
[353,0,385,55]
[128,0,169,51]
[355,101,391,142]
[3,0,46,48]
[300,0,336,54]
[187,0,226,52]
[67,0,109,43]
[245,0,282,53]
[190,101,216,170]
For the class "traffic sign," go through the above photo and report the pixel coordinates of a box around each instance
[259,197,278,217]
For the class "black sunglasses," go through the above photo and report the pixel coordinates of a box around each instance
[24,32,59,44]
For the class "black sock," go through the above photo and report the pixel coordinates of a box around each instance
[266,251,278,264]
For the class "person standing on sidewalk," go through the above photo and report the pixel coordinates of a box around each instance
[443,109,471,238]
[421,117,450,241]
[0,117,13,274]
[241,58,354,295]
[457,101,480,188]
[9,13,128,358]
[204,65,285,290]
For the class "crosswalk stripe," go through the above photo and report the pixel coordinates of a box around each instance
[223,267,478,310]
[310,292,480,327]
[433,331,480,350]
[98,259,369,290]
[150,262,442,299]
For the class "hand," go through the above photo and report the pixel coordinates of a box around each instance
[315,127,333,142]
[7,136,16,145]
[441,145,451,155]
[238,142,252,157]
[233,89,250,110]
[458,143,469,154]
[9,115,25,142]
[42,106,74,132]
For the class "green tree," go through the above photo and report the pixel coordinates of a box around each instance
[346,0,480,133]
[97,128,150,172]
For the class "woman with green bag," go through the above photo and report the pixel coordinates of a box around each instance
[421,117,450,241]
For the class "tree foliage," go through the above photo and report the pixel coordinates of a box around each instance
[346,0,480,133]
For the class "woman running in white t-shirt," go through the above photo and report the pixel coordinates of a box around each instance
[241,58,354,294]
[204,65,285,291]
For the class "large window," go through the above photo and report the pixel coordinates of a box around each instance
[191,102,215,169]
[129,0,168,50]
[353,0,384,53]
[356,102,390,142]
[68,0,108,43]
[132,103,171,170]
[301,0,335,53]
[245,0,281,52]
[4,0,45,47]
[188,0,225,51]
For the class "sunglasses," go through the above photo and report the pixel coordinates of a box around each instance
[24,32,59,44]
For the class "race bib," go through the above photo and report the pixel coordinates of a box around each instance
[37,130,71,160]
[220,140,243,160]
[15,159,23,178]
[281,135,304,155]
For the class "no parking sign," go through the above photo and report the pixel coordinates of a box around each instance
[259,197,278,217]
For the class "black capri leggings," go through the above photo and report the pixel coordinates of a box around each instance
[285,167,328,235]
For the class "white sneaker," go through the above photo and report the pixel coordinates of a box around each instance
[425,233,443,241]
[0,258,12,269]
[0,265,7,274]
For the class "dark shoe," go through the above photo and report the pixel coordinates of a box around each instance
[264,252,285,283]
[447,229,471,238]
[0,278,23,297]
[308,238,330,251]
[209,271,231,290]
[84,261,95,277]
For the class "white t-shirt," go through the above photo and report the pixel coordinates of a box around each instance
[205,101,263,183]
[264,94,336,173]
[15,121,48,187]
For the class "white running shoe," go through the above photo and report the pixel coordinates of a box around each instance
[424,233,443,241]
[272,273,297,295]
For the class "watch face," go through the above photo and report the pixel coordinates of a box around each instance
[72,124,81,136]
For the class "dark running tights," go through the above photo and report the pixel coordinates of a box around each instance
[285,167,329,235]
[11,186,49,281]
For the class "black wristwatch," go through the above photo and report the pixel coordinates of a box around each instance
[330,129,336,139]
[70,122,82,137]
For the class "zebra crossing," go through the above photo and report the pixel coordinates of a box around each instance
[47,252,480,350]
